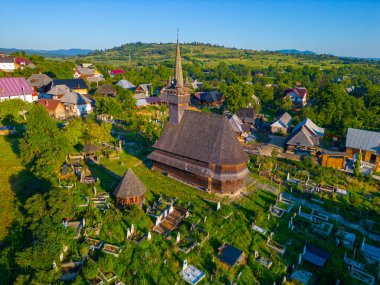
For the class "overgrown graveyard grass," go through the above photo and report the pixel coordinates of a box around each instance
[81,150,376,284]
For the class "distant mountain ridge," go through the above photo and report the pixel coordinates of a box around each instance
[0,48,94,57]
[276,49,316,55]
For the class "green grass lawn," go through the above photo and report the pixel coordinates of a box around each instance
[0,136,23,242]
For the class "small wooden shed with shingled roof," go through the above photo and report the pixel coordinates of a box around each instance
[114,169,146,207]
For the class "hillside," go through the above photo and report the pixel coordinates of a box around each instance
[0,48,94,57]
[78,42,373,68]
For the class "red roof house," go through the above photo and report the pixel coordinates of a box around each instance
[109,70,125,77]
[284,88,308,107]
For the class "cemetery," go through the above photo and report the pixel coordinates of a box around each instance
[254,250,273,268]
[266,236,287,256]
[179,260,206,285]
[16,146,378,284]
[102,244,122,257]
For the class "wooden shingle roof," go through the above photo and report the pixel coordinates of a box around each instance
[286,126,320,147]
[96,84,117,96]
[114,168,147,199]
[83,142,101,153]
[150,110,248,165]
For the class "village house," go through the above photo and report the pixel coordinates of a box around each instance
[81,63,92,68]
[148,39,249,195]
[73,67,102,78]
[114,169,146,207]
[86,76,105,86]
[0,77,36,102]
[236,107,257,125]
[48,79,88,95]
[109,69,125,77]
[15,57,35,69]
[320,150,347,169]
[190,79,203,90]
[286,118,325,153]
[135,84,151,96]
[38,98,66,119]
[0,56,16,71]
[284,87,308,107]
[27,74,52,93]
[193,90,225,108]
[345,128,380,172]
[60,91,92,116]
[96,84,117,97]
[271,112,292,134]
[226,113,251,142]
[116,79,135,90]
[45,85,71,100]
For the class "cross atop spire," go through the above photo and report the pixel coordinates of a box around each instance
[173,32,184,88]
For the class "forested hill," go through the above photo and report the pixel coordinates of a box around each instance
[79,42,377,68]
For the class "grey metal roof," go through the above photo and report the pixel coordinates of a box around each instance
[47,84,70,95]
[346,128,380,154]
[27,74,52,88]
[293,118,324,137]
[271,112,292,129]
[116,79,135,89]
[60,92,91,105]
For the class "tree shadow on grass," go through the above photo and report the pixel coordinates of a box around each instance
[9,170,52,205]
[4,134,22,158]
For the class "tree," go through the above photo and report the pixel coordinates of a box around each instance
[82,261,98,280]
[354,150,362,177]
[0,99,32,124]
[20,105,69,179]
[281,95,293,111]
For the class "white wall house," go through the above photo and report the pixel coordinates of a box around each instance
[284,88,308,107]
[0,77,35,102]
[60,91,92,116]
[0,57,16,71]
[0,62,16,71]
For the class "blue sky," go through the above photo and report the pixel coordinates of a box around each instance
[0,0,379,58]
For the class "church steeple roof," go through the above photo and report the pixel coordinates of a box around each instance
[173,37,184,88]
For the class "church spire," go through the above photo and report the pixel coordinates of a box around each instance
[174,35,184,88]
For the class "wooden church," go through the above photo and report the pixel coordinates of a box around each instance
[148,39,249,194]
